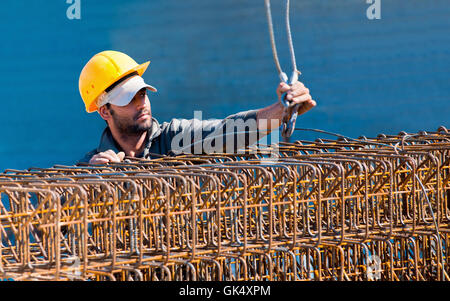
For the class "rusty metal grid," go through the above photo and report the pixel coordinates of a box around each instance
[0,127,449,281]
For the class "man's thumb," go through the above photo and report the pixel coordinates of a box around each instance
[117,152,125,161]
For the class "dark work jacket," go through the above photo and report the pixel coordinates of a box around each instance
[78,109,262,163]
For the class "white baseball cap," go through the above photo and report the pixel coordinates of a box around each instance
[97,74,157,108]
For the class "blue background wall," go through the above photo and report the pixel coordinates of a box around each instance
[0,0,448,171]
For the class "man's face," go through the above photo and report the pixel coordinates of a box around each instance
[106,88,152,135]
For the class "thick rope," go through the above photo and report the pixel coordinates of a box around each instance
[264,0,302,142]
[264,0,287,82]
[285,0,300,84]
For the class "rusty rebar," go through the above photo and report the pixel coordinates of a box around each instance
[0,127,449,281]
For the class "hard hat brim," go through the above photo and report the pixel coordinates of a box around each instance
[134,61,150,78]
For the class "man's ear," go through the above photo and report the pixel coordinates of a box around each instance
[98,105,111,121]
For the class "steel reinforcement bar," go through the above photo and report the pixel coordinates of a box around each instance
[0,127,449,281]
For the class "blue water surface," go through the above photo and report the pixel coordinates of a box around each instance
[0,0,448,171]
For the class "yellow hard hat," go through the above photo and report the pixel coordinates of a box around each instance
[79,50,151,113]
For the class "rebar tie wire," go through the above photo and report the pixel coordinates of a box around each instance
[264,0,302,142]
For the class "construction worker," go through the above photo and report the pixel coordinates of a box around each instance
[78,51,316,164]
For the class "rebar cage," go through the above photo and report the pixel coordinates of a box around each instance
[0,127,449,281]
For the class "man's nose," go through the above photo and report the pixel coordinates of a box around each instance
[134,93,148,109]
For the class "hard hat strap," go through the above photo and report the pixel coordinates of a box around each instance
[105,71,139,93]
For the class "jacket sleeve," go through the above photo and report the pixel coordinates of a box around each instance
[161,109,262,155]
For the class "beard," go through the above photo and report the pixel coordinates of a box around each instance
[110,108,152,136]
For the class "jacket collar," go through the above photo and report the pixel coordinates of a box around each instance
[96,117,161,157]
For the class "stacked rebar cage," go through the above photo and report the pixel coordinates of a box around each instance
[0,127,449,281]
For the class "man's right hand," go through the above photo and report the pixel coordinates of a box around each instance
[89,150,125,164]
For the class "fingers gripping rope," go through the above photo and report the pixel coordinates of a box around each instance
[264,0,302,141]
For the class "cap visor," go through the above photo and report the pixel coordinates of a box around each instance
[108,76,157,107]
